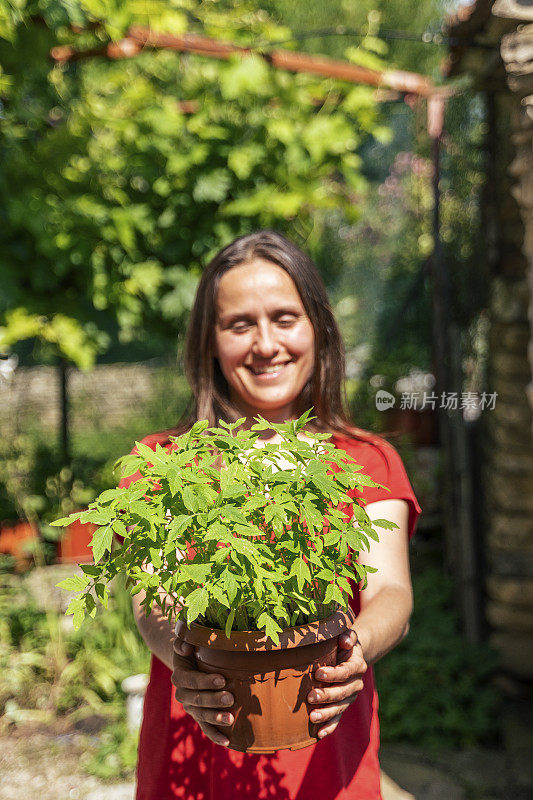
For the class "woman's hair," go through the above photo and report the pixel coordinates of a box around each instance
[170,230,372,440]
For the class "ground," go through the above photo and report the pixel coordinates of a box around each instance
[1,729,532,800]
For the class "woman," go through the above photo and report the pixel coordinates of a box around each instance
[120,230,421,800]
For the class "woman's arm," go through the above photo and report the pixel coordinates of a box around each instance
[132,590,176,671]
[307,498,413,738]
[131,553,181,671]
[352,497,413,664]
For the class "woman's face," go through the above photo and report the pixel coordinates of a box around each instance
[214,258,315,422]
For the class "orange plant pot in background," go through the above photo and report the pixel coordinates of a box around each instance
[0,520,38,571]
[57,518,96,563]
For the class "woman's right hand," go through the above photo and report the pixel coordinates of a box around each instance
[171,637,235,747]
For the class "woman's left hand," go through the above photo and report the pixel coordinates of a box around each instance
[307,629,367,739]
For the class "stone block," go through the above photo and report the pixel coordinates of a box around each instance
[509,148,533,179]
[491,352,531,380]
[489,511,533,548]
[487,547,533,577]
[487,600,533,632]
[511,174,533,208]
[491,374,533,405]
[486,576,533,607]
[493,0,533,22]
[492,397,533,428]
[490,277,529,323]
[490,321,530,353]
[487,472,533,511]
[492,450,533,474]
[490,630,533,678]
[489,417,533,449]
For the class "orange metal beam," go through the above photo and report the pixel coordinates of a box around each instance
[50,26,434,97]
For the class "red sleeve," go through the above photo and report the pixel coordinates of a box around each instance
[333,434,422,540]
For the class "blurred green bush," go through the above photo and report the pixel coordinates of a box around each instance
[376,564,501,748]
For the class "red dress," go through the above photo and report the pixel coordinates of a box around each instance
[119,430,422,800]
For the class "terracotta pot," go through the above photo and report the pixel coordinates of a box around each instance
[175,606,356,753]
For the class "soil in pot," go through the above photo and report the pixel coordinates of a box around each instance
[175,606,355,753]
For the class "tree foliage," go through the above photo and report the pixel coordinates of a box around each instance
[0,0,386,368]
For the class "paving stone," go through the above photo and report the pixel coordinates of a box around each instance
[379,753,465,800]
[84,784,135,800]
[381,771,415,800]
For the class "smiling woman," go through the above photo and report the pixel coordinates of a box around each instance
[214,259,315,421]
[183,230,348,432]
[121,230,422,800]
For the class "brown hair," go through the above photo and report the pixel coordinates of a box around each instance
[170,230,374,441]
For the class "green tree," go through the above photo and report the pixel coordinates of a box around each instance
[0,0,385,369]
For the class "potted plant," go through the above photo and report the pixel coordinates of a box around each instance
[52,410,397,752]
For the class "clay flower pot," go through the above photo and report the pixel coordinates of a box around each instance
[175,605,356,753]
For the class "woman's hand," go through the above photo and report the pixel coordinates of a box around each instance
[307,629,367,739]
[172,637,234,747]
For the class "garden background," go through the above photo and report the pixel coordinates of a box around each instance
[1,1,532,798]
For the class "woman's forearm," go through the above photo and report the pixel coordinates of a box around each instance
[353,584,413,665]
[132,591,176,671]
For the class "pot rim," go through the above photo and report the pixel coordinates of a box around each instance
[175,605,356,652]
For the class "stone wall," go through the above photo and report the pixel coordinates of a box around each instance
[0,361,183,432]
[485,86,533,681]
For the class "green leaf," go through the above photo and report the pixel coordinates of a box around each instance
[371,518,399,531]
[257,611,282,645]
[80,508,114,526]
[182,486,199,513]
[323,530,341,546]
[85,593,97,618]
[97,488,128,504]
[90,525,113,563]
[95,582,110,608]
[186,587,209,625]
[225,607,236,639]
[353,474,386,489]
[221,569,238,604]
[231,537,257,562]
[290,557,311,592]
[180,563,211,582]
[301,496,324,533]
[66,596,86,631]
[315,567,335,581]
[190,420,209,436]
[219,506,247,525]
[135,441,168,469]
[112,518,127,539]
[324,582,345,606]
[50,514,79,527]
[210,584,230,609]
[337,575,352,594]
[80,564,102,577]
[166,467,182,496]
[168,515,193,536]
[243,495,268,513]
[221,483,247,500]
[56,575,90,592]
